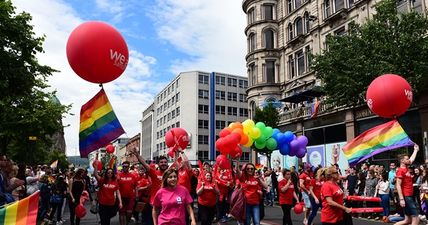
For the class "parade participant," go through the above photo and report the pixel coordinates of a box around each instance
[93,167,123,225]
[69,168,86,225]
[395,144,420,225]
[320,166,351,225]
[197,172,219,225]
[117,161,138,225]
[130,148,169,225]
[215,167,233,223]
[307,168,325,225]
[48,175,68,224]
[136,167,151,224]
[299,163,313,225]
[279,169,300,225]
[152,168,196,225]
[236,162,267,225]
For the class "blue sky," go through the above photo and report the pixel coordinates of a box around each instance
[12,0,247,156]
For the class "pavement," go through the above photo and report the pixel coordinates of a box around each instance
[59,202,388,225]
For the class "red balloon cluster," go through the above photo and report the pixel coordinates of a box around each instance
[165,128,189,158]
[366,74,413,118]
[293,202,304,214]
[105,144,115,154]
[216,155,231,170]
[92,159,103,171]
[66,21,129,84]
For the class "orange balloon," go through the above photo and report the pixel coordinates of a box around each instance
[240,134,249,145]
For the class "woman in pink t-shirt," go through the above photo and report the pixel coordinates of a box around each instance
[152,168,196,225]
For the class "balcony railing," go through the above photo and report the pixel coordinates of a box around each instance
[279,99,340,124]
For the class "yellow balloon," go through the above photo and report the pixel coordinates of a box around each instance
[244,138,254,147]
[250,127,261,139]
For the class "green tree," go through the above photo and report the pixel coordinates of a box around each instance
[45,150,69,171]
[312,0,428,107]
[252,102,280,167]
[0,1,70,164]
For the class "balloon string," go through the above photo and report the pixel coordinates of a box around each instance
[99,83,103,88]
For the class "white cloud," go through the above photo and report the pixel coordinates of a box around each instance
[13,0,160,156]
[150,0,247,76]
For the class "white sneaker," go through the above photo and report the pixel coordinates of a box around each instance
[130,217,136,222]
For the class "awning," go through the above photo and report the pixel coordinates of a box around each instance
[260,100,283,108]
[280,87,324,103]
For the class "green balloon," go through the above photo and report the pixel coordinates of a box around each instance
[254,140,266,149]
[266,138,278,150]
[256,134,266,142]
[263,127,274,138]
[255,122,266,130]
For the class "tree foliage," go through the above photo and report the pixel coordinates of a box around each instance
[253,103,280,158]
[312,0,428,107]
[0,1,70,164]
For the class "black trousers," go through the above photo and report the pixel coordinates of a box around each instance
[281,204,293,225]
[68,200,80,225]
[322,221,344,225]
[199,203,216,225]
[99,204,117,225]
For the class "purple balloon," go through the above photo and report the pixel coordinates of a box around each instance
[296,147,306,158]
[290,140,300,152]
[298,135,309,147]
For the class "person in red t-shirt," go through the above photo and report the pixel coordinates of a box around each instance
[299,164,313,225]
[93,167,122,225]
[117,161,138,225]
[308,168,325,225]
[236,162,267,225]
[215,167,233,223]
[197,172,219,225]
[396,144,420,225]
[130,148,169,225]
[279,169,299,225]
[320,166,351,225]
[135,167,151,223]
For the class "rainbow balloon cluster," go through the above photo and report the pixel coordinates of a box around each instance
[215,119,309,158]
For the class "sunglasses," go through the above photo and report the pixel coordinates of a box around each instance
[107,172,113,174]
[122,165,129,167]
[246,168,255,171]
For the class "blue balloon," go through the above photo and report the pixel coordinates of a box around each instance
[276,133,286,145]
[279,143,290,155]
[284,131,294,143]
[272,128,280,136]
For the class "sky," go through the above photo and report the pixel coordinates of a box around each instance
[12,0,247,156]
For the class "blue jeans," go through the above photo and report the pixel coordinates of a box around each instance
[245,204,260,225]
[379,194,390,217]
[308,196,321,225]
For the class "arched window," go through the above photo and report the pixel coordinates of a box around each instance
[324,0,331,18]
[304,12,310,33]
[248,8,255,24]
[249,101,257,119]
[295,17,303,36]
[288,23,293,40]
[249,33,256,52]
[264,29,274,49]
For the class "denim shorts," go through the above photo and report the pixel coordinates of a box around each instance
[404,196,418,216]
[302,192,311,208]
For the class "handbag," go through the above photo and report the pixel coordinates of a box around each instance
[50,194,62,204]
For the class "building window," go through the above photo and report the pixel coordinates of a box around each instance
[176,121,180,127]
[198,120,209,129]
[266,60,275,83]
[227,92,237,101]
[171,110,176,118]
[198,104,209,114]
[227,78,237,87]
[239,94,247,102]
[288,23,293,40]
[334,26,346,36]
[295,0,302,8]
[248,7,255,24]
[288,55,295,79]
[348,0,354,7]
[305,46,312,72]
[216,105,226,114]
[176,93,180,102]
[324,0,331,18]
[216,76,225,85]
[198,74,209,84]
[249,33,256,52]
[334,0,344,12]
[227,107,237,116]
[198,89,209,99]
[295,17,303,36]
[296,50,305,75]
[263,4,274,20]
[239,80,248,88]
[176,107,180,116]
[264,29,274,49]
[411,0,423,12]
[304,12,310,33]
[249,63,257,85]
[198,135,209,145]
[240,152,250,161]
[216,120,226,129]
[287,0,293,14]
[216,90,225,100]
[239,108,249,117]
[198,150,209,160]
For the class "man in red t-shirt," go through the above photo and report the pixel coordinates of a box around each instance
[396,144,419,225]
[117,161,138,225]
[299,164,312,224]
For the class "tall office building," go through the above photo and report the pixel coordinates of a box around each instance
[141,71,251,164]
[242,0,425,165]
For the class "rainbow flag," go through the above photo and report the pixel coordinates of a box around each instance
[343,120,414,167]
[79,89,125,158]
[0,191,39,225]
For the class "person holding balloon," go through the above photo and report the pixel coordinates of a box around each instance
[197,171,219,225]
[307,168,326,225]
[215,166,234,223]
[299,163,313,225]
[320,166,351,225]
[279,169,300,225]
[236,162,267,225]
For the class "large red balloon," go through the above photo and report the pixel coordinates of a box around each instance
[105,144,115,154]
[366,74,412,118]
[293,202,304,214]
[92,160,102,171]
[216,155,231,169]
[66,21,129,83]
[165,128,189,150]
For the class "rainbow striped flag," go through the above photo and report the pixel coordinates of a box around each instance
[79,89,125,158]
[343,120,414,167]
[0,191,39,225]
